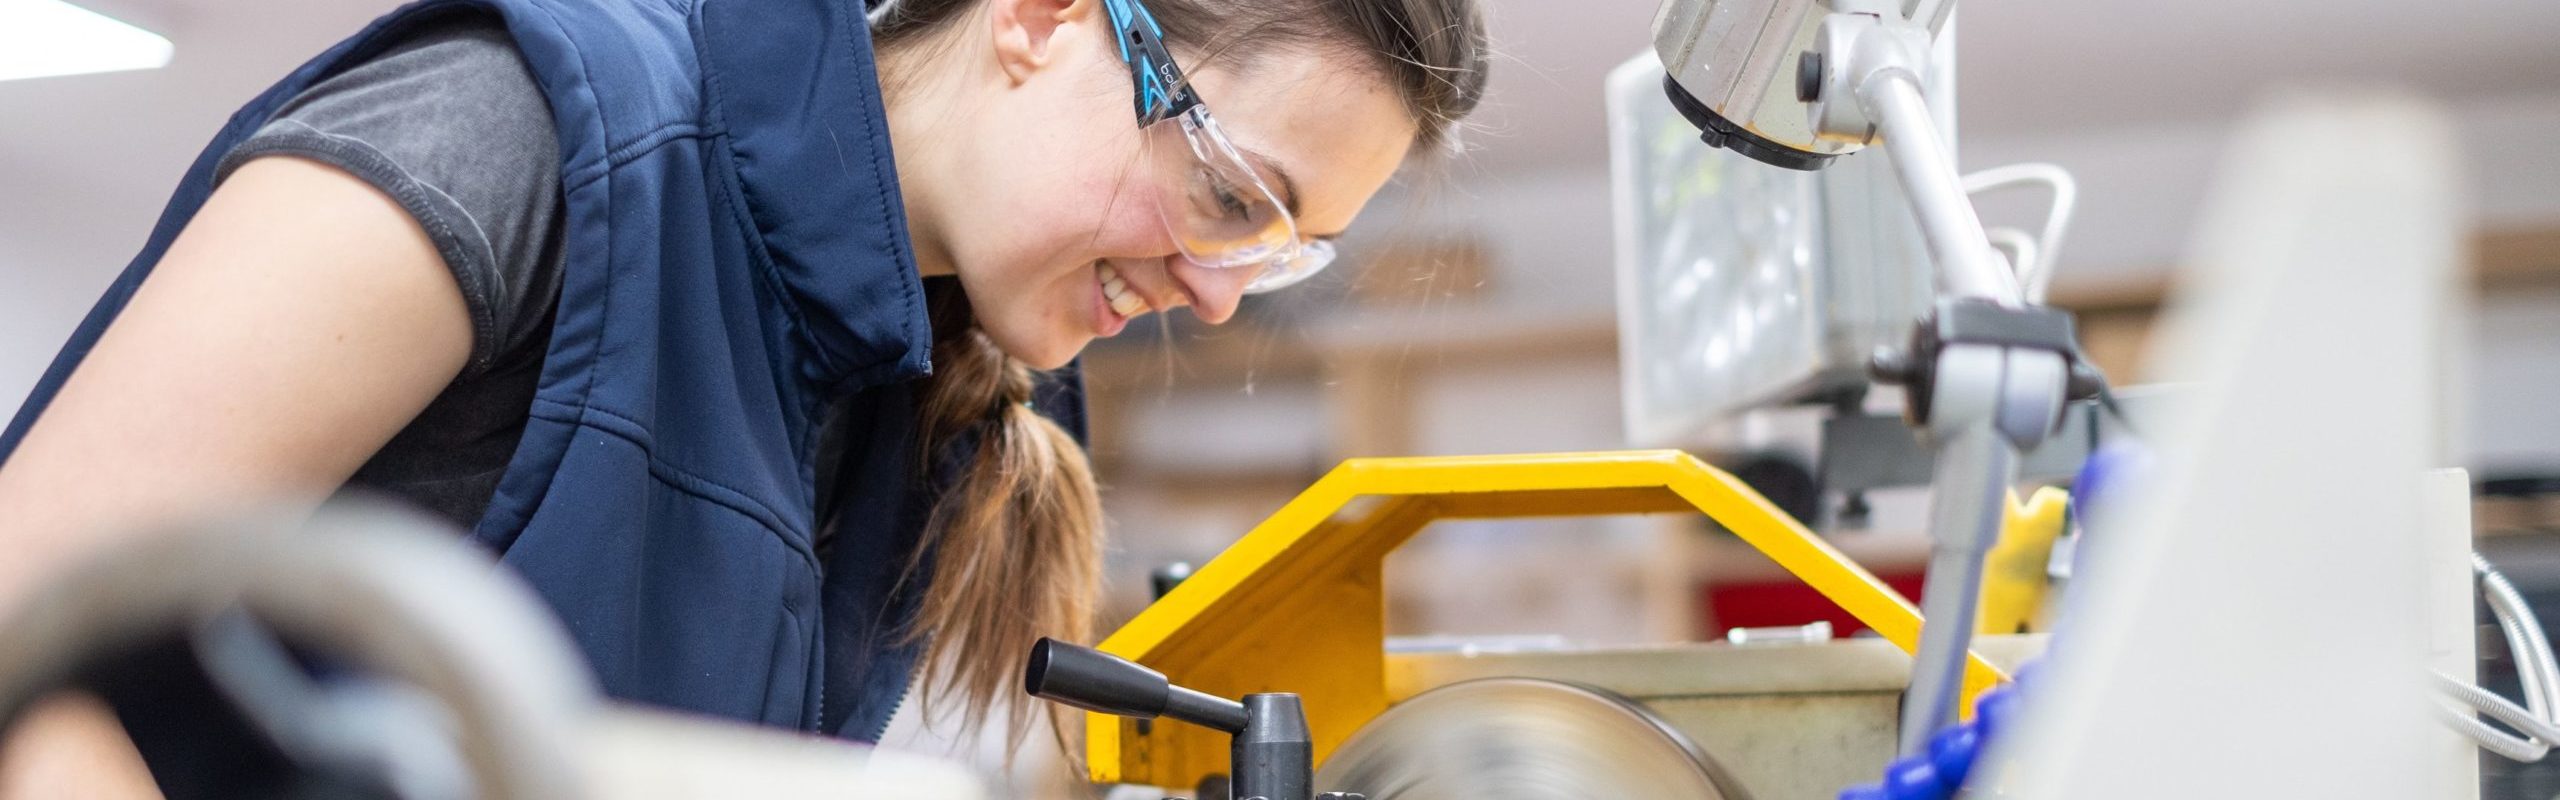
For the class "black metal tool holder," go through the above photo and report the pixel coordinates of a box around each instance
[1025,638,1358,800]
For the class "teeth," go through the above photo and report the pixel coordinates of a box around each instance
[1098,263,1147,318]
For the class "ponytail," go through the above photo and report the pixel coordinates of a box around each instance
[903,280,1104,751]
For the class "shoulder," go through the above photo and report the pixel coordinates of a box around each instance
[223,13,555,199]
[219,11,566,377]
[273,15,550,141]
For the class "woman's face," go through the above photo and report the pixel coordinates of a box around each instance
[929,2,1419,369]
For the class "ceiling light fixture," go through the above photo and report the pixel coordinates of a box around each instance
[0,0,173,83]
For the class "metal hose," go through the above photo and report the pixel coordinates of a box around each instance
[2441,676,2560,758]
[2437,554,2560,762]
[2441,705,2549,763]
[2479,553,2560,718]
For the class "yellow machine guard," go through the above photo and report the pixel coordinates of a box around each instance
[1089,450,2012,788]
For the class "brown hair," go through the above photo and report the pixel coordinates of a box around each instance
[872,0,1489,750]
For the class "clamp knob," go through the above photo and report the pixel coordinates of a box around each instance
[1026,639,1319,800]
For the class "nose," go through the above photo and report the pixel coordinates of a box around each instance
[1166,256,1256,325]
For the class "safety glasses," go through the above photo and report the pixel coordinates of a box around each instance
[1102,0,1336,294]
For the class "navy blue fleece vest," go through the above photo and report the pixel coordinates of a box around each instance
[2,0,945,738]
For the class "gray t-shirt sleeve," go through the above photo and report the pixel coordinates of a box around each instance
[214,15,564,378]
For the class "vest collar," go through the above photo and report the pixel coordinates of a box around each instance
[696,0,932,392]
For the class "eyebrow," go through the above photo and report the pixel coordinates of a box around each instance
[1270,161,1301,218]
[1255,154,1346,240]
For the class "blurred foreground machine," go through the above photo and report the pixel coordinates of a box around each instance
[0,509,982,800]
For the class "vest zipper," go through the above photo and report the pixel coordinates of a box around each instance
[864,675,914,742]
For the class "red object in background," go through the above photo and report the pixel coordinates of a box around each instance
[1703,571,1930,638]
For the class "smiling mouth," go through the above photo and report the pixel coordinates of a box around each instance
[1098,262,1149,319]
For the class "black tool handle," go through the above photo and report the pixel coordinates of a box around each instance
[1024,638,1248,733]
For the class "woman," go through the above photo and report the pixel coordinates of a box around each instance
[0,0,1484,770]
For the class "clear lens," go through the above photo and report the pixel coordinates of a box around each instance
[1241,238,1334,293]
[1143,107,1332,293]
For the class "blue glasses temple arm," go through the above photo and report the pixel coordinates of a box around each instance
[1098,0,1199,125]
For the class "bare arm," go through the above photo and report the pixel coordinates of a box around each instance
[0,155,472,608]
[0,156,471,798]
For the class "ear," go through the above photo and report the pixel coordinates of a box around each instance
[986,0,1095,85]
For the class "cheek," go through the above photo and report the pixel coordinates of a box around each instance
[953,152,1161,364]
[998,158,1162,276]
[944,77,1168,363]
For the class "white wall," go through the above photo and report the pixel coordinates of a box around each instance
[1,0,403,414]
[2471,288,2560,472]
[1356,90,2560,314]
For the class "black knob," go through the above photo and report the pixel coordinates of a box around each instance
[1797,51,1826,103]
[1869,346,1915,385]
[2066,361,2109,403]
[1025,638,1248,733]
[1151,562,1195,600]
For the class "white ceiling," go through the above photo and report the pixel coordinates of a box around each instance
[0,0,403,250]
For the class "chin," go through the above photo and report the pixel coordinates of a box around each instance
[1018,349,1081,372]
[982,325,1085,372]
